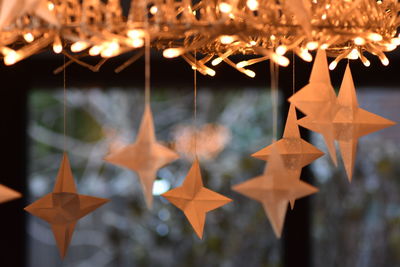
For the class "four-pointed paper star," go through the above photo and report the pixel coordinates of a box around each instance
[104,104,179,208]
[25,153,109,258]
[0,184,21,204]
[162,159,232,239]
[289,49,339,165]
[252,104,324,208]
[0,0,59,29]
[233,148,318,238]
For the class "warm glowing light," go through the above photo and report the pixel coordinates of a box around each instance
[246,0,259,11]
[329,61,337,70]
[271,54,289,67]
[206,68,216,76]
[381,56,389,66]
[270,35,276,41]
[354,37,365,45]
[71,41,89,52]
[384,43,397,51]
[347,49,359,60]
[211,57,223,66]
[101,41,120,58]
[163,48,183,58]
[299,49,312,62]
[361,58,371,67]
[275,45,287,56]
[368,33,383,42]
[236,61,248,68]
[321,13,327,20]
[150,5,158,15]
[23,33,34,43]
[244,69,256,78]
[53,36,62,54]
[306,41,319,50]
[391,38,400,45]
[219,3,232,13]
[220,35,235,44]
[4,50,20,66]
[320,43,329,50]
[128,38,144,48]
[89,45,102,56]
[127,29,145,39]
[47,1,55,11]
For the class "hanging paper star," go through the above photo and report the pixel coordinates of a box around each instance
[289,49,338,165]
[162,159,232,239]
[104,104,179,208]
[0,184,21,204]
[233,148,318,238]
[25,154,109,258]
[0,0,59,29]
[330,64,395,181]
[252,104,324,208]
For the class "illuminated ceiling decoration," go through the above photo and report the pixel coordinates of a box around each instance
[0,0,398,75]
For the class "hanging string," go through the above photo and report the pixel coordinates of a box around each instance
[144,3,151,105]
[193,51,198,158]
[270,61,279,142]
[63,54,67,152]
[292,52,296,94]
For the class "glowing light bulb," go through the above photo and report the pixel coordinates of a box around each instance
[270,35,276,41]
[320,43,329,50]
[101,41,120,58]
[329,61,337,70]
[391,38,400,45]
[354,37,365,45]
[220,35,235,44]
[347,49,359,60]
[244,69,256,78]
[306,41,319,50]
[150,5,158,15]
[71,41,89,52]
[53,36,62,54]
[271,54,289,67]
[23,33,34,43]
[129,38,144,48]
[362,59,370,67]
[47,1,55,11]
[127,29,145,39]
[381,57,389,66]
[275,45,287,56]
[384,43,397,51]
[246,0,259,11]
[163,48,183,58]
[206,68,216,76]
[321,13,327,20]
[89,45,102,56]
[211,57,223,66]
[4,50,20,65]
[236,61,248,68]
[219,3,232,13]
[300,49,312,62]
[368,33,383,42]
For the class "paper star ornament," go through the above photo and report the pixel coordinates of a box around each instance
[0,0,59,29]
[104,104,179,208]
[289,49,338,165]
[25,154,109,259]
[162,159,232,239]
[0,184,21,204]
[331,64,396,181]
[252,104,324,208]
[233,148,318,238]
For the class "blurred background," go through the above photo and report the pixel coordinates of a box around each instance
[0,50,399,267]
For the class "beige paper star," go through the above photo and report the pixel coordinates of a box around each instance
[289,49,338,165]
[252,104,324,208]
[0,184,21,204]
[162,159,232,239]
[0,0,58,29]
[104,104,179,208]
[25,154,109,258]
[331,64,396,181]
[233,148,318,238]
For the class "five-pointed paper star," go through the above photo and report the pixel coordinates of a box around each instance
[329,64,395,181]
[0,184,21,204]
[289,49,338,165]
[233,148,318,238]
[25,154,109,258]
[104,104,179,208]
[0,0,59,29]
[162,159,232,239]
[252,104,324,208]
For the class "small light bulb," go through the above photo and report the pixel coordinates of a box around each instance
[47,1,55,11]
[52,35,62,54]
[206,68,216,76]
[220,35,235,44]
[211,57,223,66]
[219,3,232,13]
[236,61,248,68]
[362,59,370,67]
[329,61,337,70]
[368,33,383,42]
[320,43,329,50]
[127,29,145,39]
[4,50,20,66]
[381,57,389,66]
[71,41,89,52]
[23,33,34,43]
[384,43,397,51]
[354,37,366,45]
[300,49,313,62]
[347,49,359,60]
[246,0,259,11]
[271,54,289,67]
[306,41,319,50]
[101,41,120,58]
[244,69,256,78]
[89,45,102,56]
[275,45,287,56]
[391,38,400,45]
[163,48,183,58]
[150,5,158,15]
[129,38,144,48]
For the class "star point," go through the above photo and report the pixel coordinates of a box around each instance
[25,153,109,258]
[162,160,232,239]
[104,104,179,208]
[0,184,21,204]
